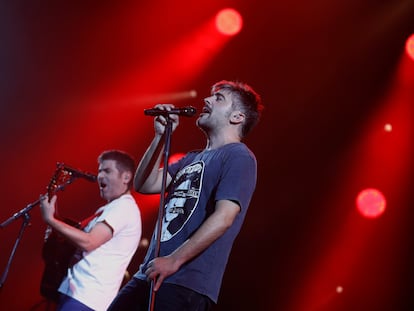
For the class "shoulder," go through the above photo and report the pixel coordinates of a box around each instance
[104,194,139,215]
[101,194,141,229]
[221,143,256,161]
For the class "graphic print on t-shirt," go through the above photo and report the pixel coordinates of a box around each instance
[161,161,203,241]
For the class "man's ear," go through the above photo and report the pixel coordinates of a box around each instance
[123,172,132,184]
[230,111,245,124]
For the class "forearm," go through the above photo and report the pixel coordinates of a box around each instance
[169,202,238,268]
[46,217,92,251]
[46,215,112,252]
[146,212,232,287]
[146,200,239,290]
[170,222,227,268]
[133,134,165,193]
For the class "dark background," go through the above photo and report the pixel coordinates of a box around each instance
[1,1,414,310]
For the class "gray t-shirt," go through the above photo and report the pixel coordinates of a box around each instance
[135,142,257,303]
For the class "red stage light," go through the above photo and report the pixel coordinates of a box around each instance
[406,33,414,61]
[384,123,392,132]
[356,188,386,218]
[215,8,243,36]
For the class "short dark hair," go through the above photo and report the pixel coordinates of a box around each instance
[212,80,264,137]
[98,150,135,188]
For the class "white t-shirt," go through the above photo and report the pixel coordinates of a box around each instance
[58,193,141,311]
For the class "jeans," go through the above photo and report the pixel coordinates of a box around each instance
[57,294,94,311]
[107,278,213,311]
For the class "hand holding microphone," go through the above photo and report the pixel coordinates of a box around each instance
[144,106,197,117]
[145,104,197,135]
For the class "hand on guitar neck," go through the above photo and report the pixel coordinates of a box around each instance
[40,163,83,302]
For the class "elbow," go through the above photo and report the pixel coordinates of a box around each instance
[222,220,234,232]
[135,180,160,194]
[78,238,99,253]
[134,182,149,194]
[81,244,100,253]
[79,243,94,253]
[216,217,235,234]
[133,180,140,193]
[220,213,238,231]
[133,175,142,192]
[133,177,149,193]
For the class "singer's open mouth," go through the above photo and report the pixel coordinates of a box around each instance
[201,107,211,114]
[99,182,107,189]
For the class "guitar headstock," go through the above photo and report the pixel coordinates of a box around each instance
[47,163,73,201]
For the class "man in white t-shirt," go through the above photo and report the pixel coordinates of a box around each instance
[40,150,142,311]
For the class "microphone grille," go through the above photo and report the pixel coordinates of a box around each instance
[182,106,197,117]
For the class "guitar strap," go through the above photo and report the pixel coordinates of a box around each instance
[80,209,104,229]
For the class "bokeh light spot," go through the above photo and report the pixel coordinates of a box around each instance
[384,123,392,132]
[406,33,414,61]
[356,188,386,218]
[215,8,243,36]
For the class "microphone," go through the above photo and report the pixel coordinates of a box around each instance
[63,164,97,183]
[144,106,197,117]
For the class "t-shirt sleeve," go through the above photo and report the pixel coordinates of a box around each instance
[215,150,257,212]
[100,197,137,235]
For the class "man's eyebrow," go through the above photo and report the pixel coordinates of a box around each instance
[213,91,225,99]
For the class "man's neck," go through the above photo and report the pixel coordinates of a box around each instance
[205,134,241,150]
[107,189,130,203]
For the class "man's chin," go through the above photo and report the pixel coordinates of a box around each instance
[196,117,207,128]
[100,190,109,201]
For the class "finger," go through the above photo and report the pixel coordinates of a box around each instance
[169,114,179,122]
[144,263,156,278]
[156,115,167,124]
[145,267,153,278]
[50,195,58,204]
[154,275,164,291]
[154,104,175,110]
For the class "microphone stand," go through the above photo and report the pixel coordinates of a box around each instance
[0,182,73,289]
[148,117,173,311]
[0,198,40,289]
